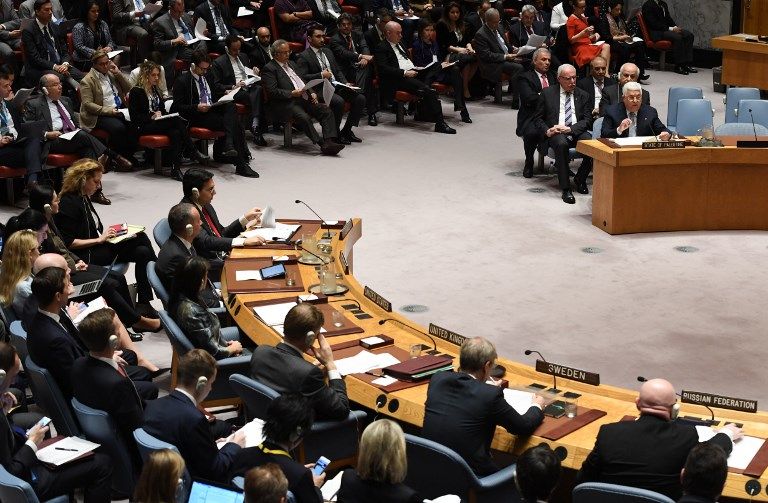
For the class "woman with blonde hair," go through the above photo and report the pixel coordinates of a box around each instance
[337,419,421,502]
[133,449,187,503]
[0,230,42,317]
[54,159,160,321]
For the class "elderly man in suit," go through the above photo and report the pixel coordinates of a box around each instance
[0,0,22,65]
[600,81,669,139]
[641,0,694,75]
[151,0,207,84]
[598,62,649,114]
[516,47,555,177]
[509,4,555,68]
[576,56,615,117]
[262,39,346,155]
[250,303,351,421]
[20,0,82,90]
[473,8,523,108]
[298,26,366,144]
[110,0,154,63]
[532,63,593,204]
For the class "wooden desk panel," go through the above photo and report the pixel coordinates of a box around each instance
[712,35,768,90]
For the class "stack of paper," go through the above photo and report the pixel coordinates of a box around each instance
[242,222,300,241]
[73,297,108,325]
[696,426,766,470]
[253,301,297,326]
[321,471,343,501]
[237,6,255,16]
[37,437,100,466]
[235,270,263,281]
[217,418,265,449]
[194,18,211,40]
[334,351,400,376]
[502,388,537,415]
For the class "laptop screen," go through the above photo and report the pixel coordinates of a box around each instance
[187,480,244,503]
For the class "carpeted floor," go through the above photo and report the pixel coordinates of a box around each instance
[5,66,767,411]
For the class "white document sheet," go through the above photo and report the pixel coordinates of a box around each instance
[372,375,398,386]
[59,129,80,140]
[238,6,255,16]
[302,78,325,92]
[194,18,211,40]
[502,388,537,415]
[516,34,547,56]
[242,222,300,241]
[235,270,262,281]
[334,351,400,376]
[696,426,766,470]
[107,49,124,59]
[253,301,297,326]
[153,112,180,121]
[611,136,655,146]
[425,496,461,503]
[217,418,265,449]
[73,297,108,325]
[37,437,100,466]
[117,108,130,121]
[321,471,343,501]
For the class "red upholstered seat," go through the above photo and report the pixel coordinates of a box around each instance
[636,13,672,51]
[190,128,225,140]
[46,153,80,167]
[503,8,518,17]
[394,91,416,102]
[431,83,449,94]
[341,5,359,14]
[138,135,171,149]
[235,103,249,115]
[174,59,190,72]
[0,166,26,178]
[90,129,110,142]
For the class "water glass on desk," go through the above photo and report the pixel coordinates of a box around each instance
[320,263,337,294]
[301,233,318,261]
[565,397,578,418]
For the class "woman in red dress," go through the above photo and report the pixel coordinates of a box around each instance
[566,0,611,69]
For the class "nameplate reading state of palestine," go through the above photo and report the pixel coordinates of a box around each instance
[535,360,600,386]
[428,323,467,346]
[642,140,685,149]
[339,219,353,240]
[681,390,758,413]
[364,286,392,312]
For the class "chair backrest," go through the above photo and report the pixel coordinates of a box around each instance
[715,122,768,136]
[71,398,135,499]
[158,311,195,356]
[666,87,703,127]
[152,219,172,248]
[147,262,169,308]
[674,99,713,136]
[725,87,760,123]
[0,463,41,503]
[268,7,281,40]
[572,482,676,503]
[9,321,28,365]
[132,427,179,463]
[592,116,604,139]
[228,373,279,421]
[635,12,651,45]
[403,434,479,500]
[24,356,80,437]
[736,99,768,129]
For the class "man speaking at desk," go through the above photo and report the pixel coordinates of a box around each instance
[600,82,669,140]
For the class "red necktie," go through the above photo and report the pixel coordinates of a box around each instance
[540,74,549,88]
[527,26,533,35]
[117,365,128,378]
[202,207,221,237]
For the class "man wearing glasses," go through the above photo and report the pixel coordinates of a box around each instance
[601,81,669,140]
[532,63,593,204]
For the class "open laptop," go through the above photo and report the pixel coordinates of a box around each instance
[70,256,118,300]
[187,479,244,503]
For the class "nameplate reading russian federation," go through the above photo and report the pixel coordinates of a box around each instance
[681,390,758,413]
[364,286,392,312]
[642,140,685,149]
[428,323,467,346]
[535,360,600,386]
[339,219,353,240]
[339,251,349,274]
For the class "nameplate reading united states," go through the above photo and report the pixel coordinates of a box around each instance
[339,219,353,240]
[681,390,758,413]
[428,323,466,346]
[535,360,600,386]
[364,286,392,312]
[641,140,685,149]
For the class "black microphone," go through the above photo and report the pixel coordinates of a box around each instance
[378,318,439,355]
[749,108,758,141]
[644,117,659,141]
[294,239,330,265]
[637,376,716,424]
[295,200,333,239]
[525,349,559,393]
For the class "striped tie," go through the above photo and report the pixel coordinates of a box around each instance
[564,92,573,126]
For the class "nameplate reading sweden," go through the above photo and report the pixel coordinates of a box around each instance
[535,360,600,386]
[641,140,685,149]
[339,219,353,240]
[364,286,392,312]
[428,323,467,346]
[681,390,758,413]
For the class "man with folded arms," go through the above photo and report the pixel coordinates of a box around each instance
[600,81,669,139]
[422,337,545,476]
[577,378,740,500]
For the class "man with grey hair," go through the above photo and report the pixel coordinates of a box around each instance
[601,81,668,139]
[532,63,593,203]
[422,337,545,476]
[509,4,553,62]
[516,47,555,176]
[599,62,649,114]
[473,8,523,107]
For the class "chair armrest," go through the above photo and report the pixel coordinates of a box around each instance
[311,410,367,432]
[215,354,252,372]
[475,463,517,490]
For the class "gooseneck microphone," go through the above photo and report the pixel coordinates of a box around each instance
[295,200,333,238]
[749,108,758,142]
[525,349,559,393]
[637,376,716,423]
[274,238,330,265]
[644,117,660,141]
[379,318,439,355]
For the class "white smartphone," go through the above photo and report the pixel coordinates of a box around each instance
[312,456,330,476]
[36,416,52,428]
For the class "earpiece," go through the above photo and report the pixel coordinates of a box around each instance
[305,330,317,347]
[108,334,118,350]
[191,187,200,203]
[196,376,208,391]
[190,62,196,72]
[185,223,193,236]
[42,86,49,96]
[43,204,52,218]
[671,402,680,420]
[289,425,304,444]
[0,369,6,384]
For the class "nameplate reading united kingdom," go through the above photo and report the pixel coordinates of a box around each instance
[428,323,466,346]
[535,360,600,386]
[364,286,392,312]
[641,140,685,149]
[339,219,354,240]
[681,390,758,413]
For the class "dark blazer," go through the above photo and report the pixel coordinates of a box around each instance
[210,52,252,95]
[110,0,147,40]
[373,40,409,103]
[599,83,650,115]
[127,86,171,131]
[251,43,273,70]
[533,84,593,138]
[508,20,548,49]
[472,24,510,80]
[576,75,617,111]
[156,234,196,291]
[601,102,668,138]
[516,68,555,137]
[421,371,545,476]
[249,342,350,421]
[578,414,733,500]
[0,0,21,35]
[20,18,70,84]
[54,192,102,252]
[23,94,80,157]
[194,1,238,40]
[465,11,483,33]
[170,71,224,118]
[337,469,421,503]
[179,196,242,259]
[151,12,197,61]
[364,26,385,53]
[261,58,310,122]
[296,47,348,89]
[329,30,369,76]
[142,390,242,483]
[26,309,86,399]
[373,0,409,11]
[0,412,37,483]
[641,0,676,33]
[171,294,229,359]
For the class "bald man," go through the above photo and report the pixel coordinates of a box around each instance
[577,378,740,500]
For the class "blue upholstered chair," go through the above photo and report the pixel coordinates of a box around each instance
[715,122,768,136]
[724,87,760,123]
[152,218,173,248]
[666,87,703,132]
[147,262,170,308]
[0,464,68,503]
[24,357,80,438]
[572,482,675,503]
[736,99,768,129]
[674,99,714,136]
[9,321,28,365]
[133,428,190,503]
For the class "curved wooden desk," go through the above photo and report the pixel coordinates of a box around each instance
[222,219,768,501]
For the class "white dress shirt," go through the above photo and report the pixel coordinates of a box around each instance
[97,72,117,108]
[390,41,414,71]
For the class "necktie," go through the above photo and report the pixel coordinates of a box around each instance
[107,76,122,108]
[564,92,572,126]
[527,25,533,35]
[43,25,60,64]
[179,18,192,40]
[319,0,328,15]
[213,5,229,37]
[495,30,508,53]
[201,207,221,237]
[134,0,148,21]
[0,101,8,129]
[628,112,637,136]
[396,43,409,60]
[540,73,548,88]
[282,63,305,93]
[596,79,603,93]
[234,56,247,79]
[54,100,76,132]
[346,35,353,51]
[196,76,210,104]
[392,0,402,10]
[317,50,334,80]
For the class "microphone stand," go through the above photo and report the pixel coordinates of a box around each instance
[295,199,334,239]
[525,349,560,393]
[379,318,440,355]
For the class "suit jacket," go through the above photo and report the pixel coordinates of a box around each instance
[261,59,312,122]
[20,18,70,85]
[194,1,238,40]
[179,196,242,259]
[465,12,483,33]
[578,414,733,500]
[508,20,548,49]
[641,0,676,34]
[296,46,348,90]
[54,192,103,252]
[0,411,37,483]
[337,469,421,503]
[601,103,668,138]
[364,26,385,53]
[23,94,81,157]
[576,75,617,111]
[143,390,242,482]
[156,234,197,291]
[170,71,224,118]
[172,294,229,359]
[251,43,273,70]
[472,24,510,80]
[421,371,545,476]
[373,0,409,10]
[599,83,650,115]
[516,68,555,137]
[79,68,132,130]
[0,0,21,37]
[151,12,197,61]
[373,40,411,103]
[249,342,350,421]
[329,30,369,77]
[533,84,593,138]
[19,0,65,20]
[210,52,252,95]
[110,0,146,37]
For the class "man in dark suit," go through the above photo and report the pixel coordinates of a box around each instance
[171,51,257,177]
[532,63,593,204]
[143,349,245,483]
[262,39,346,155]
[679,444,728,503]
[20,0,83,90]
[330,13,378,127]
[374,0,416,47]
[578,378,740,500]
[194,0,239,54]
[472,8,523,108]
[465,1,490,33]
[0,342,113,503]
[0,0,22,65]
[598,62,649,115]
[531,0,550,28]
[109,0,153,63]
[509,4,554,67]
[251,27,274,70]
[601,81,669,139]
[151,0,207,84]
[249,303,351,421]
[210,34,266,146]
[364,8,392,54]
[375,21,456,134]
[297,26,366,144]
[641,0,694,75]
[516,47,555,177]
[0,66,45,186]
[422,337,545,476]
[575,56,615,117]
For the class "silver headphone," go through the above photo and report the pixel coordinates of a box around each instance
[185,223,193,236]
[108,334,119,350]
[196,376,208,391]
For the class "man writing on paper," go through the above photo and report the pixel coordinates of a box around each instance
[151,0,207,84]
[422,337,545,476]
[577,378,740,500]
[600,82,668,139]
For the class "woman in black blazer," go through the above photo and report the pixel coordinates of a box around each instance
[337,419,422,503]
[128,60,206,181]
[53,159,159,318]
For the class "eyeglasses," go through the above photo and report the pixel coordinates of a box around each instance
[559,75,577,81]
